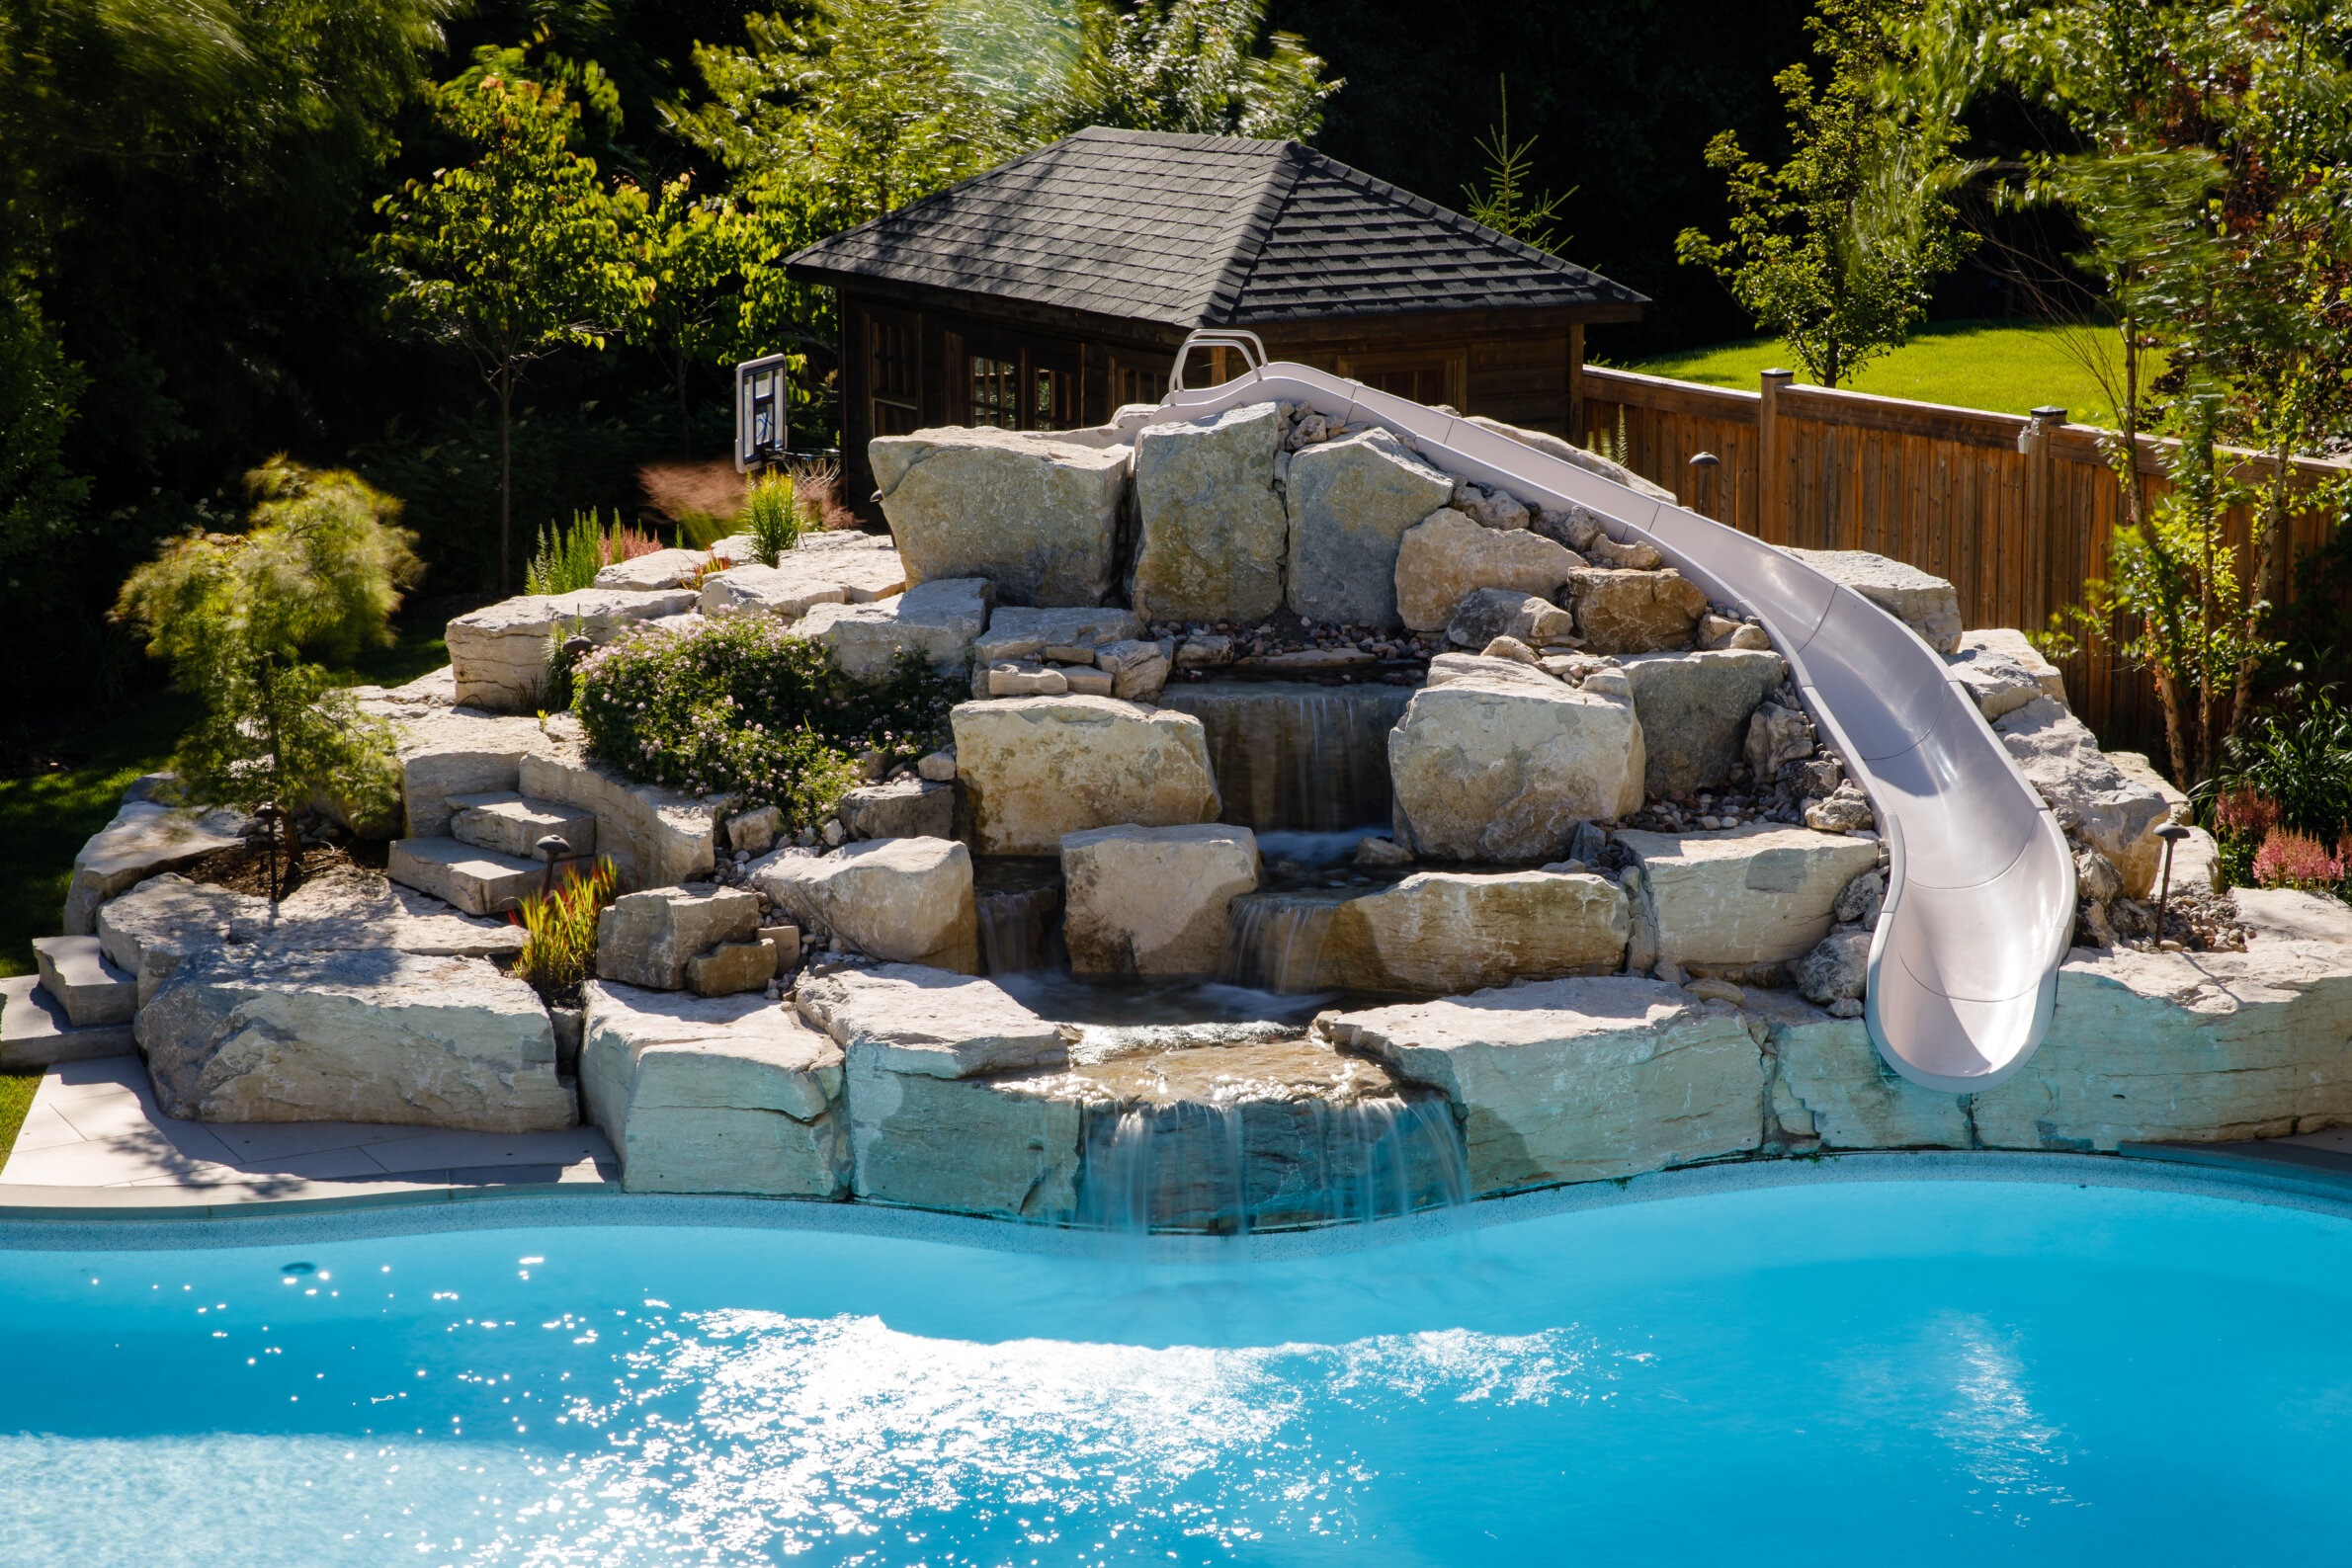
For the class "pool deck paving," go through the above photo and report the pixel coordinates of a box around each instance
[0,1054,617,1211]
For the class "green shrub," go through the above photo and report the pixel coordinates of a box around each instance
[2213,693,2352,840]
[572,616,960,829]
[742,469,802,566]
[511,858,618,1005]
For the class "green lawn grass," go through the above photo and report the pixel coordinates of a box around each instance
[1616,319,2156,420]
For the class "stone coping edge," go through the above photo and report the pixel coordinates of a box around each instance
[3,1147,2349,1258]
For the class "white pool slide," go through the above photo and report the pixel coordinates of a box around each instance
[1120,345,2074,1094]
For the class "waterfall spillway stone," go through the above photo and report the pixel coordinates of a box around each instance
[1160,681,1410,833]
[1016,1032,1470,1233]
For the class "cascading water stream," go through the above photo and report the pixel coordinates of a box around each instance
[1060,1032,1471,1236]
[1161,681,1411,832]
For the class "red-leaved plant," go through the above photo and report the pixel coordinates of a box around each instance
[2214,786,2282,840]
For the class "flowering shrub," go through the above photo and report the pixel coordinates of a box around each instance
[572,615,961,829]
[2251,828,2345,892]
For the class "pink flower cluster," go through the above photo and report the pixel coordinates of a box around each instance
[2252,828,2346,890]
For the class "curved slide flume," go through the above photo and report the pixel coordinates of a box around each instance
[1120,361,2074,1094]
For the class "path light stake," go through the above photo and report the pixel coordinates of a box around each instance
[1689,452,1721,518]
[254,802,284,914]
[2154,824,2191,945]
[536,835,572,900]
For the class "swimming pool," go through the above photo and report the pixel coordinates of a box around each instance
[3,1170,2348,1563]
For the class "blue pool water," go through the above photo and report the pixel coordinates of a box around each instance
[4,1176,2351,1563]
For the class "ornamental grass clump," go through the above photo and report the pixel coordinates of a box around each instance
[511,858,618,1005]
[524,509,664,595]
[571,616,960,830]
[742,469,801,566]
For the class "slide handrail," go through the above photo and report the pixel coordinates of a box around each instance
[1115,365,2073,1093]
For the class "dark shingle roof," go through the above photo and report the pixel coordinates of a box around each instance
[785,126,1645,326]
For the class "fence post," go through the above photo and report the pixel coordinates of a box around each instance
[1758,369,1794,543]
[2025,406,2065,633]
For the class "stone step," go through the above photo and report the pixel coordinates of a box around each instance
[447,791,599,862]
[387,837,546,917]
[0,975,136,1069]
[30,935,135,1027]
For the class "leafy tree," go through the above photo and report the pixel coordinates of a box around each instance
[1926,0,2352,780]
[618,173,757,454]
[0,0,450,706]
[1059,0,1340,140]
[676,1,1008,243]
[113,459,422,841]
[0,280,91,603]
[1461,76,1571,250]
[1676,0,1974,387]
[374,73,644,590]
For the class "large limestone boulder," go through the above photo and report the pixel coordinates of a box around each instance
[138,948,573,1130]
[1619,649,1788,795]
[1392,510,1581,631]
[798,964,1080,1217]
[98,868,527,1006]
[1618,824,1881,970]
[755,837,978,972]
[1284,429,1456,626]
[1387,656,1644,862]
[952,697,1219,855]
[1751,991,1974,1152]
[61,782,247,935]
[1789,548,1964,654]
[1326,977,1762,1193]
[592,548,709,591]
[364,700,557,839]
[579,981,847,1197]
[1300,869,1630,993]
[837,778,956,841]
[1059,824,1259,974]
[1130,402,1289,623]
[795,577,992,679]
[871,425,1130,606]
[1994,698,2176,896]
[1565,568,1711,654]
[796,963,1070,1078]
[517,743,717,890]
[698,535,907,620]
[1771,891,2352,1152]
[595,886,761,990]
[1947,627,2067,720]
[446,588,698,711]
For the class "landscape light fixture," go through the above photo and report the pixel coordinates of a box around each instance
[2154,823,2192,944]
[535,835,572,900]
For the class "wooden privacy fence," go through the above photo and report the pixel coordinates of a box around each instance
[1578,364,2350,751]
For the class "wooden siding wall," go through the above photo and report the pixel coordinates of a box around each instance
[1582,364,2350,750]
